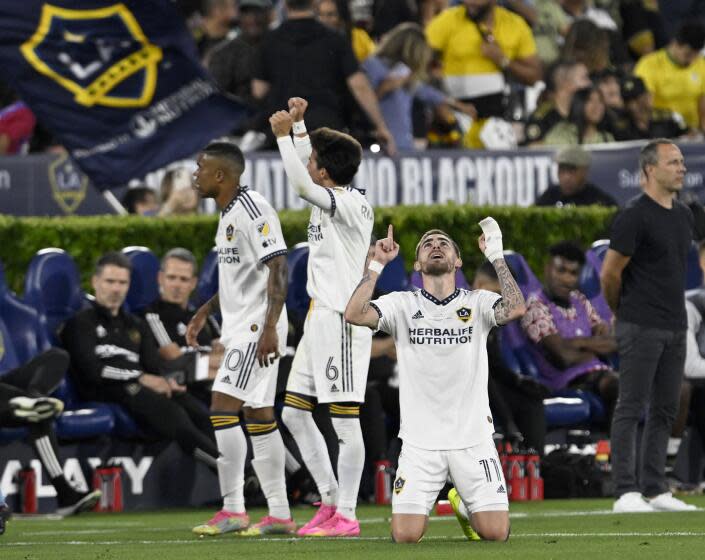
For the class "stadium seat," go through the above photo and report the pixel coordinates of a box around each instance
[196,247,218,307]
[286,243,310,325]
[0,260,51,363]
[686,242,703,290]
[500,322,592,427]
[376,255,409,295]
[122,246,160,313]
[409,269,471,290]
[23,248,85,342]
[501,250,542,297]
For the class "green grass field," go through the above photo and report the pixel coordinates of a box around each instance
[3,497,705,560]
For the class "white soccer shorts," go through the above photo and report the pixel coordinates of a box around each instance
[392,439,509,515]
[287,306,372,403]
[212,322,287,408]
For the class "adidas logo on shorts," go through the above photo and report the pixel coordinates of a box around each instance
[497,485,506,494]
[411,310,424,319]
[221,375,232,384]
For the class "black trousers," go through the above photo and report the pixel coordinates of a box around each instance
[104,383,218,461]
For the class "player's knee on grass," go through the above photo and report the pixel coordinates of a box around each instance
[473,513,510,542]
[391,514,426,544]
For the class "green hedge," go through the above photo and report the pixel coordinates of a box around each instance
[0,205,616,294]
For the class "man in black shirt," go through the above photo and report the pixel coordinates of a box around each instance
[251,0,395,153]
[207,0,273,131]
[143,248,223,382]
[535,146,618,207]
[61,252,219,468]
[601,139,697,513]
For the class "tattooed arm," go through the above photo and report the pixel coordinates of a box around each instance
[345,224,399,328]
[256,255,288,367]
[492,258,527,325]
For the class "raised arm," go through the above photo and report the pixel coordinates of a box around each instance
[600,248,631,313]
[256,254,288,367]
[478,217,526,325]
[270,110,335,211]
[345,224,399,329]
[289,97,312,164]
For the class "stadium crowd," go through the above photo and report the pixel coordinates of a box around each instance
[2,0,705,158]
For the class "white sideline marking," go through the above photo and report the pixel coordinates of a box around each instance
[4,532,705,546]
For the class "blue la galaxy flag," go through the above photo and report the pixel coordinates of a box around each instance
[0,1,247,188]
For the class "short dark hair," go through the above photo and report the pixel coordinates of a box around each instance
[161,248,198,275]
[548,241,585,266]
[95,251,132,276]
[675,22,705,51]
[639,138,676,175]
[201,141,245,175]
[415,229,461,259]
[122,186,155,214]
[286,0,313,10]
[309,128,362,185]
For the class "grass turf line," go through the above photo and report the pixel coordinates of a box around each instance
[2,497,705,559]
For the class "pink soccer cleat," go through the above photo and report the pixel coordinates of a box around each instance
[296,503,337,536]
[307,512,360,537]
[235,515,297,536]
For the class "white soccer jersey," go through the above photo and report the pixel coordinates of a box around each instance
[216,188,288,347]
[306,187,374,312]
[370,288,501,450]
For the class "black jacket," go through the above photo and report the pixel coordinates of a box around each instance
[61,301,161,401]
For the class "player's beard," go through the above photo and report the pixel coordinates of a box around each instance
[423,259,453,276]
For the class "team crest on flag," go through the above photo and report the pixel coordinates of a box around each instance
[20,4,163,108]
[226,224,234,242]
[456,307,472,323]
[394,476,406,495]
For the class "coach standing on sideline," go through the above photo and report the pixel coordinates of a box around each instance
[601,139,699,513]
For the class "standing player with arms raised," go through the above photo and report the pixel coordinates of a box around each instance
[270,98,374,537]
[345,220,526,543]
[187,142,295,536]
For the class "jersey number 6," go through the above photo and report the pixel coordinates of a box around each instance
[325,356,339,381]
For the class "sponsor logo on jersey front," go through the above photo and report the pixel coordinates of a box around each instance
[411,310,424,319]
[218,247,240,264]
[407,326,473,345]
[307,223,323,242]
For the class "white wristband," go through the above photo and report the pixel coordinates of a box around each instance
[368,261,385,274]
[292,120,307,135]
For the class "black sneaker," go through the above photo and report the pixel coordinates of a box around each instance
[0,503,11,536]
[56,490,102,517]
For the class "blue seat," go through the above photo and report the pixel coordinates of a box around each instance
[122,246,160,313]
[1,260,51,363]
[686,242,703,290]
[286,243,310,324]
[196,247,218,307]
[500,323,592,428]
[501,250,542,297]
[23,248,85,343]
[409,269,470,290]
[376,255,409,295]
